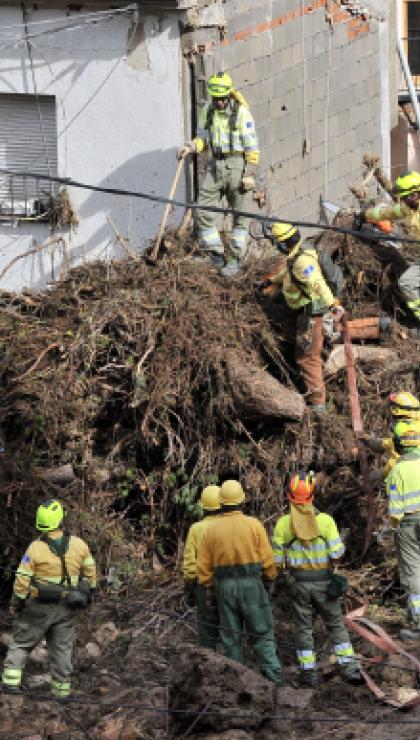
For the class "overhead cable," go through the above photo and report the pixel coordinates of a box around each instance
[0,166,419,246]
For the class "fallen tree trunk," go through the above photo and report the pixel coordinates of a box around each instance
[225,352,305,421]
[325,345,399,376]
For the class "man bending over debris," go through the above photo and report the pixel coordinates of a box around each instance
[272,473,363,688]
[197,480,282,685]
[258,222,344,415]
[178,71,260,278]
[182,485,221,650]
[2,499,96,699]
[363,171,420,337]
[386,422,420,640]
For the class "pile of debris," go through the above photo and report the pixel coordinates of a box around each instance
[0,223,417,581]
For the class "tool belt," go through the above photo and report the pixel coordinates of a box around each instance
[34,535,90,607]
[212,150,244,160]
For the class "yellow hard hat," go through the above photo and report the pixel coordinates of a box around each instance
[220,479,245,506]
[271,222,299,243]
[393,420,420,449]
[207,71,233,98]
[388,392,420,419]
[393,171,420,198]
[200,485,221,511]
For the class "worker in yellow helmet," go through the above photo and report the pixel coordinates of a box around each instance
[197,480,282,685]
[1,500,96,699]
[182,485,221,650]
[258,222,344,414]
[386,421,420,640]
[364,172,420,337]
[364,392,420,480]
[177,71,260,278]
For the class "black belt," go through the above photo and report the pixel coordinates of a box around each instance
[290,568,329,582]
[212,151,243,160]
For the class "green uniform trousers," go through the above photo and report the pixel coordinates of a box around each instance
[395,513,420,628]
[214,575,282,684]
[197,155,252,259]
[398,263,420,322]
[195,583,219,650]
[2,599,76,697]
[292,579,357,675]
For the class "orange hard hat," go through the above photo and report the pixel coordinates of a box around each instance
[288,472,316,504]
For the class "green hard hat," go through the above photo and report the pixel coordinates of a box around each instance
[36,499,64,531]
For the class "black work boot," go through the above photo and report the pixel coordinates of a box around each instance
[1,684,21,695]
[298,669,318,688]
[342,666,364,685]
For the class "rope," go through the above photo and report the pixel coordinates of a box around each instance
[0,166,419,245]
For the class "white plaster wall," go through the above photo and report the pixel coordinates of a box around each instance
[0,7,184,290]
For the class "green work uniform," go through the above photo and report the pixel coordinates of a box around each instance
[195,100,259,260]
[214,569,282,685]
[3,600,76,698]
[386,450,420,626]
[272,512,357,677]
[195,583,219,650]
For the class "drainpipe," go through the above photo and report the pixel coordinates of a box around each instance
[397,35,420,130]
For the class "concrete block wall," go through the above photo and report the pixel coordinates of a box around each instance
[198,0,392,225]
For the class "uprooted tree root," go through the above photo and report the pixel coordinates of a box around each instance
[0,229,418,582]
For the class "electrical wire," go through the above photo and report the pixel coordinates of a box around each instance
[0,5,136,34]
[0,165,418,245]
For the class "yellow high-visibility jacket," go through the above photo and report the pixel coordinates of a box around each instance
[272,512,345,570]
[386,450,420,524]
[182,515,220,582]
[270,240,334,313]
[14,530,96,599]
[193,100,259,165]
[365,202,420,240]
[197,511,276,587]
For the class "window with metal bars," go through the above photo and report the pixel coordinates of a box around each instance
[0,93,58,221]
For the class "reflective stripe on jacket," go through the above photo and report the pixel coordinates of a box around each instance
[365,202,420,240]
[194,101,259,162]
[182,515,220,582]
[272,512,345,570]
[270,240,334,312]
[14,531,96,599]
[386,451,420,518]
[197,511,276,587]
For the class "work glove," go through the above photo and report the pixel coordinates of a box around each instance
[183,581,196,608]
[331,301,346,322]
[256,278,272,293]
[353,212,365,231]
[8,594,25,618]
[177,141,195,160]
[369,468,384,483]
[360,435,384,453]
[240,174,256,192]
[262,578,274,595]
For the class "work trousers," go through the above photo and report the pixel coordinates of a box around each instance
[295,314,326,405]
[291,579,357,676]
[398,262,420,322]
[197,156,251,260]
[214,575,282,684]
[195,583,219,650]
[2,599,76,697]
[395,513,420,628]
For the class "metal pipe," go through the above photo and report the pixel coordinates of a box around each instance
[397,36,420,130]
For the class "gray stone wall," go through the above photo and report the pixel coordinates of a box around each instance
[196,0,394,224]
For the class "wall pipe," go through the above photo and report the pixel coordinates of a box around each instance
[397,35,420,131]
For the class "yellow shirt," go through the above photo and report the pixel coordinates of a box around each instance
[14,530,96,599]
[365,202,420,240]
[182,515,220,582]
[197,511,276,587]
[271,241,334,312]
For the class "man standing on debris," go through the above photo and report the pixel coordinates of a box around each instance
[177,71,260,278]
[272,473,363,688]
[2,499,96,699]
[182,485,221,650]
[197,480,282,685]
[258,222,344,415]
[363,171,420,336]
[363,392,420,480]
[385,421,420,640]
